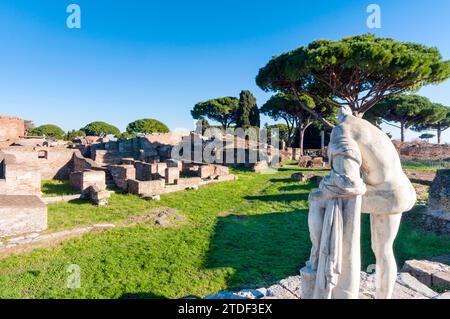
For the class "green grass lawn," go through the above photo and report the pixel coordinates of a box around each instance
[41,180,80,198]
[0,167,448,299]
[401,159,450,172]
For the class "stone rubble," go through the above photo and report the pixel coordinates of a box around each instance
[205,271,449,300]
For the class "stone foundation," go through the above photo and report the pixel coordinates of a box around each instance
[0,195,47,237]
[128,179,165,196]
[109,165,136,191]
[70,170,106,193]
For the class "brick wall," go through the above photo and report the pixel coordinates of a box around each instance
[1,147,77,180]
[0,116,25,144]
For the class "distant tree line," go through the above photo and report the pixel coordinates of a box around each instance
[190,35,449,149]
[27,118,170,141]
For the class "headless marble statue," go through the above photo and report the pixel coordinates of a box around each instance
[301,106,416,299]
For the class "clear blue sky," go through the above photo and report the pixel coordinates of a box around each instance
[0,0,449,142]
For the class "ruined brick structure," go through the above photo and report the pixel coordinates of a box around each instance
[0,116,25,147]
[0,195,47,237]
[0,131,240,237]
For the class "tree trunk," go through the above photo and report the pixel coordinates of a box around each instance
[291,87,335,130]
[298,121,312,156]
[299,124,304,156]
[285,119,294,148]
[437,123,441,145]
[400,122,406,142]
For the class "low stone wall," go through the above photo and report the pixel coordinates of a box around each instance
[0,195,47,237]
[70,170,106,193]
[0,153,41,196]
[0,116,24,144]
[0,146,77,180]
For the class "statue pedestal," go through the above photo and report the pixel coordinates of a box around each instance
[299,265,316,299]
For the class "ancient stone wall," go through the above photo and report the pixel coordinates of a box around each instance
[0,146,77,180]
[70,170,106,193]
[0,195,47,237]
[0,152,41,196]
[0,116,25,145]
[393,140,450,161]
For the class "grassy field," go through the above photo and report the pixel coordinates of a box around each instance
[0,166,448,299]
[401,159,450,172]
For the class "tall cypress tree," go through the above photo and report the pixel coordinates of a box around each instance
[237,90,259,128]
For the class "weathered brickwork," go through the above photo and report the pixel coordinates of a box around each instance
[70,170,106,193]
[0,195,47,237]
[0,116,25,145]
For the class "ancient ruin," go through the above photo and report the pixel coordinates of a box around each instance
[0,118,239,239]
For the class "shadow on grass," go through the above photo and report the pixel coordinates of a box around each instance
[41,180,78,197]
[269,178,292,183]
[278,183,316,193]
[408,178,433,186]
[278,167,329,174]
[204,210,311,290]
[245,193,309,203]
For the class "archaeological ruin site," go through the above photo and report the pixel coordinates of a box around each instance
[1,2,449,308]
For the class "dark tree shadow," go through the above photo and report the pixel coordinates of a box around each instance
[278,183,315,192]
[204,210,311,290]
[244,193,309,203]
[41,180,79,197]
[269,178,292,183]
[409,178,433,186]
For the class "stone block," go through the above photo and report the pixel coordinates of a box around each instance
[428,170,450,234]
[199,165,214,179]
[135,161,153,181]
[213,165,229,176]
[165,167,180,184]
[0,195,47,237]
[70,170,106,193]
[93,150,122,165]
[156,162,167,177]
[215,174,237,182]
[433,271,450,289]
[109,165,136,191]
[298,156,312,167]
[0,162,41,196]
[165,159,183,171]
[128,179,165,196]
[89,186,111,207]
[182,162,199,173]
[252,161,268,173]
[291,172,308,182]
[402,260,450,289]
[311,157,324,167]
[121,158,136,165]
[280,149,293,162]
[175,177,202,189]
